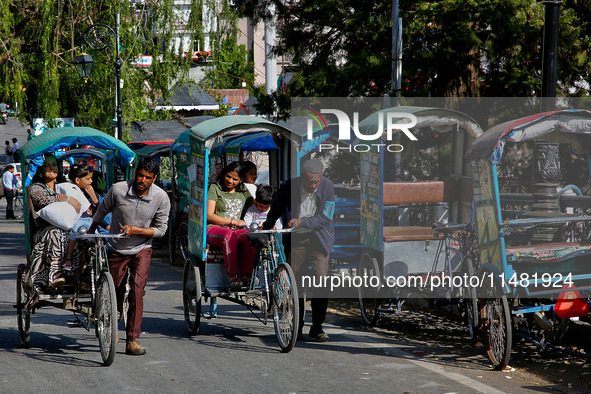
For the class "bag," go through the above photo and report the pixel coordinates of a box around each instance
[5,146,12,155]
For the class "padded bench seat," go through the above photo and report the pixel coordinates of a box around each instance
[383,226,443,242]
[505,241,591,264]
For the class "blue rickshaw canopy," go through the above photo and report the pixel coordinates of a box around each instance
[21,127,136,186]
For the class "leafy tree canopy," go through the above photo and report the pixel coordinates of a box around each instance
[0,0,217,137]
[233,0,591,117]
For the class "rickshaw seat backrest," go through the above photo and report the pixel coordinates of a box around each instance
[383,180,459,206]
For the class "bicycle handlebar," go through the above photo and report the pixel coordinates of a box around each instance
[72,232,127,239]
[431,221,474,234]
[249,227,297,234]
[71,227,128,239]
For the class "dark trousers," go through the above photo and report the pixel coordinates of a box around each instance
[108,248,152,342]
[287,233,329,328]
[4,189,14,219]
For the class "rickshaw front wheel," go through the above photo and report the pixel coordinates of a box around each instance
[183,259,202,335]
[479,274,512,371]
[272,262,299,353]
[16,264,30,348]
[358,253,381,326]
[97,272,118,366]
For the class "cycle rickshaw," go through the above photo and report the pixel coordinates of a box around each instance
[180,115,346,352]
[15,127,136,366]
[354,107,483,338]
[465,109,591,370]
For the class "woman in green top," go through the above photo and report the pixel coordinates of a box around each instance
[206,161,255,289]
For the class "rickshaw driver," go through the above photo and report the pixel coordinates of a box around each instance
[263,159,335,342]
[88,156,170,356]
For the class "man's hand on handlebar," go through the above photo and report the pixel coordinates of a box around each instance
[120,225,135,236]
[119,225,154,237]
[287,219,301,229]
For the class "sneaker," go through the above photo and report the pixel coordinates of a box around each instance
[126,340,146,356]
[50,277,66,289]
[308,325,329,342]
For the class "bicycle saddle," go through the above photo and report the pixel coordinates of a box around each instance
[247,233,270,246]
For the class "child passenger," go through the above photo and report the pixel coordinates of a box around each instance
[243,184,282,229]
[63,164,99,271]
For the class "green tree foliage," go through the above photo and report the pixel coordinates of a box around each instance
[233,0,591,111]
[202,1,255,90]
[0,0,214,136]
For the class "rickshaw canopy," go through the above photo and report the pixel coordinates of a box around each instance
[171,129,191,153]
[358,106,483,139]
[189,115,291,147]
[133,142,172,162]
[58,148,109,162]
[21,127,136,186]
[466,109,591,164]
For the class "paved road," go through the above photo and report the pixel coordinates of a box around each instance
[0,117,589,393]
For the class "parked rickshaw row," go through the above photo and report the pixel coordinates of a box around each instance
[14,106,591,369]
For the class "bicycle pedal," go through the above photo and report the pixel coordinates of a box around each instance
[67,320,82,328]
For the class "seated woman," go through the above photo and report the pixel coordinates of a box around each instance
[206,161,255,289]
[240,160,258,197]
[29,155,81,292]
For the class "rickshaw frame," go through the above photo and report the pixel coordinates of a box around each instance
[353,107,483,333]
[177,114,341,352]
[15,126,136,366]
[466,109,591,370]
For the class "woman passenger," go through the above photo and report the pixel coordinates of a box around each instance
[206,161,255,289]
[240,160,258,197]
[29,155,81,292]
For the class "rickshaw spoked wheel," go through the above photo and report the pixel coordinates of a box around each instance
[462,254,479,343]
[178,219,190,263]
[183,259,202,335]
[97,272,118,366]
[358,253,381,326]
[478,271,512,370]
[272,262,299,353]
[16,264,31,348]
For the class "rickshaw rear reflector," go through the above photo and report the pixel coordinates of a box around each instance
[554,286,590,319]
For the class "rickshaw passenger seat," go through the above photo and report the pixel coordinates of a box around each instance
[383,180,459,206]
[383,226,442,242]
[382,181,460,242]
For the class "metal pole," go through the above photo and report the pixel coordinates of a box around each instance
[115,12,123,140]
[541,1,562,113]
[391,0,401,107]
[264,3,277,96]
[392,0,402,181]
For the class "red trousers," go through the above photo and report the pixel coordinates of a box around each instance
[108,248,152,342]
[206,226,256,278]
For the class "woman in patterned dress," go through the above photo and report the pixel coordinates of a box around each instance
[28,156,82,293]
[206,161,255,289]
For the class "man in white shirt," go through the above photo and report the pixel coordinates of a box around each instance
[3,165,18,219]
[11,138,19,163]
